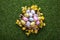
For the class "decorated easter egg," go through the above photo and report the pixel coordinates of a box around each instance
[26,21,31,27]
[21,20,25,25]
[36,21,40,25]
[22,17,28,21]
[24,13,29,17]
[30,22,35,26]
[29,17,34,22]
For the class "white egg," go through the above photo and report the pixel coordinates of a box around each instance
[26,10,30,13]
[31,10,35,14]
[29,13,33,17]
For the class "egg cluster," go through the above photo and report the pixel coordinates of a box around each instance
[16,5,46,36]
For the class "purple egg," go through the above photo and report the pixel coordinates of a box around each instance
[36,21,40,25]
[34,16,38,21]
[22,17,28,21]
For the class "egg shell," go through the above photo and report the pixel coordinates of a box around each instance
[22,17,28,21]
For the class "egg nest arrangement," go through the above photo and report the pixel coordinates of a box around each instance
[16,5,46,36]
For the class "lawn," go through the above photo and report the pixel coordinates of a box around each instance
[0,0,60,40]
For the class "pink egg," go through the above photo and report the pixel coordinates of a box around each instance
[34,16,38,21]
[22,17,28,21]
[36,21,40,25]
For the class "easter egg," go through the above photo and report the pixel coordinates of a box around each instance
[26,21,31,27]
[30,22,35,26]
[40,13,43,15]
[22,17,28,21]
[22,27,26,30]
[36,21,40,25]
[26,10,30,13]
[34,30,38,34]
[21,20,25,25]
[34,16,38,21]
[34,14,38,17]
[41,16,44,20]
[22,10,26,13]
[29,17,34,22]
[38,17,41,20]
[29,13,33,17]
[16,20,20,24]
[24,13,29,17]
[26,32,30,36]
[31,10,35,14]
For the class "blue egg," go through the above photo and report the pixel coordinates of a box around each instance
[29,17,34,22]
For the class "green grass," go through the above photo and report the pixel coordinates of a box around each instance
[0,0,60,40]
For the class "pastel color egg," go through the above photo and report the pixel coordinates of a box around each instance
[24,13,29,17]
[29,13,33,17]
[31,10,35,14]
[30,22,35,26]
[22,17,28,21]
[21,20,25,25]
[36,21,40,25]
[26,21,31,27]
[29,17,34,22]
[34,16,38,21]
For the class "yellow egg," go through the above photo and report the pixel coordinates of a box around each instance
[22,27,26,30]
[35,8,38,10]
[40,13,43,15]
[28,7,30,10]
[43,23,46,26]
[38,17,41,20]
[30,29,33,33]
[31,5,35,10]
[24,13,29,17]
[22,10,26,13]
[39,26,43,28]
[16,20,19,24]
[34,5,38,8]
[30,22,35,26]
[19,25,22,27]
[21,20,25,25]
[41,16,45,20]
[34,30,38,34]
[26,32,30,36]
